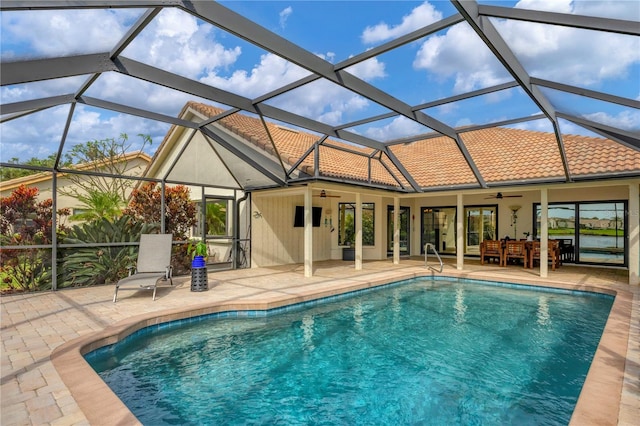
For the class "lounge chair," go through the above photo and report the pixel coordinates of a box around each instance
[113,234,173,302]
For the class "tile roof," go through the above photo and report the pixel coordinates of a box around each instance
[185,101,640,190]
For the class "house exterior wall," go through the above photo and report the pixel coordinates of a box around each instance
[249,181,640,283]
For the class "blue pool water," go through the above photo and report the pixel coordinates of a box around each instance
[87,277,613,425]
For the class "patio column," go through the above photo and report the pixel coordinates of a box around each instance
[457,193,464,270]
[393,196,400,264]
[540,188,549,278]
[355,192,363,270]
[304,186,313,277]
[629,182,639,285]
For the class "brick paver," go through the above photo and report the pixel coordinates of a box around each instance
[1,259,638,425]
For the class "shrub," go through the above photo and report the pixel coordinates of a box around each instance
[59,215,158,287]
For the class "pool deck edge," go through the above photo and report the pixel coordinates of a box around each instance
[47,266,633,426]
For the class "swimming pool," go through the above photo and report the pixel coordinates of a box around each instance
[86,277,613,425]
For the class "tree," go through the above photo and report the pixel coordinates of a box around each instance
[69,189,124,222]
[0,154,69,181]
[60,133,152,220]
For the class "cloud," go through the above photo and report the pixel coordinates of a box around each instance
[0,9,136,59]
[279,6,293,29]
[582,109,640,131]
[363,116,428,140]
[413,24,511,93]
[122,8,242,80]
[268,79,370,126]
[200,52,311,99]
[345,57,386,80]
[411,1,640,94]
[361,1,442,44]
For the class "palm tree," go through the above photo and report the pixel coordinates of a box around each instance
[69,190,124,222]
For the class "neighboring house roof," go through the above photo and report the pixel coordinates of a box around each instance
[152,101,640,191]
[0,152,152,193]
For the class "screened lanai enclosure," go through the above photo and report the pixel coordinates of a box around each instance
[1,0,639,291]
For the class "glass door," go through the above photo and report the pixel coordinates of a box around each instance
[535,201,626,266]
[578,202,625,265]
[464,206,496,255]
[387,206,409,256]
[201,197,233,266]
[422,207,456,254]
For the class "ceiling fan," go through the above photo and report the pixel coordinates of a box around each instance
[313,190,341,198]
[485,192,522,199]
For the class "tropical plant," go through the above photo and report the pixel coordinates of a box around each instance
[123,182,197,240]
[205,201,227,236]
[0,185,70,292]
[69,189,125,222]
[188,241,208,259]
[58,215,158,288]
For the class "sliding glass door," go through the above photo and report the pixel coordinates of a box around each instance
[422,207,457,255]
[578,202,625,265]
[535,201,626,266]
[464,206,496,255]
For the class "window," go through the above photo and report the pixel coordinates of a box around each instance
[203,199,229,237]
[338,202,374,246]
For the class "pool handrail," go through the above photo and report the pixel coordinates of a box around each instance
[424,243,443,273]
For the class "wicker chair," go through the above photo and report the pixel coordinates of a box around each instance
[529,240,561,271]
[504,240,528,268]
[480,240,504,266]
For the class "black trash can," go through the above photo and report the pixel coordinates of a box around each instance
[191,267,208,292]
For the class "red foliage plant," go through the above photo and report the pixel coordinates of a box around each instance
[123,182,197,240]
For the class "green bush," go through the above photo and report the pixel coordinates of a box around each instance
[59,215,158,288]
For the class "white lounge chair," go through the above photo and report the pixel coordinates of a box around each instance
[113,234,173,302]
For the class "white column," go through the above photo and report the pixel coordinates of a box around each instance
[540,188,549,278]
[393,196,400,265]
[304,186,313,277]
[629,182,639,285]
[355,192,363,270]
[457,193,464,270]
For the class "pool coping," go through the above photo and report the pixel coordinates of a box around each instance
[50,270,632,426]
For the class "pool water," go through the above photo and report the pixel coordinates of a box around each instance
[87,278,613,425]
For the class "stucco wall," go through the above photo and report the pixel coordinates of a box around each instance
[250,183,638,269]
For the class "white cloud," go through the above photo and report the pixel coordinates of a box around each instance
[123,8,242,80]
[345,57,387,80]
[0,9,134,59]
[518,0,640,20]
[412,1,640,94]
[361,1,442,44]
[495,20,640,87]
[268,78,370,126]
[363,116,427,140]
[279,6,293,29]
[583,109,640,131]
[200,52,311,99]
[413,24,511,93]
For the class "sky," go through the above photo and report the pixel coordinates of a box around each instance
[1,0,639,164]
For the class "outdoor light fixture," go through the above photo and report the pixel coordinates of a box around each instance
[509,205,521,238]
